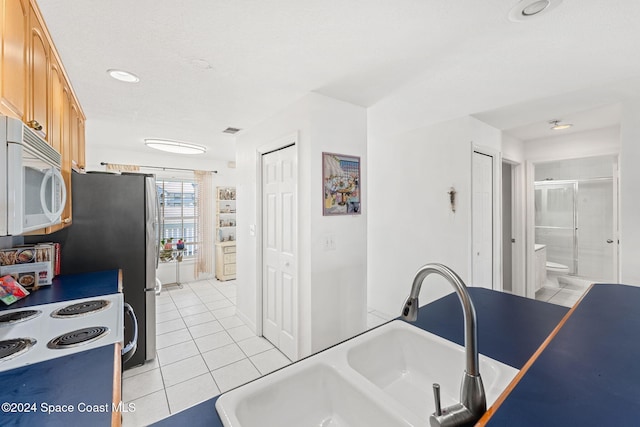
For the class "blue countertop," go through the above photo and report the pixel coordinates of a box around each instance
[0,344,118,427]
[151,288,569,427]
[14,283,633,426]
[484,284,640,426]
[0,269,121,311]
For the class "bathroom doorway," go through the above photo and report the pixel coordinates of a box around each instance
[530,155,619,304]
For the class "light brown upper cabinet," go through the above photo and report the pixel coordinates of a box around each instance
[3,0,87,234]
[0,0,28,120]
[70,99,85,171]
[27,1,49,137]
[44,54,70,233]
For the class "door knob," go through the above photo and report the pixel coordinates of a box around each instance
[606,239,614,244]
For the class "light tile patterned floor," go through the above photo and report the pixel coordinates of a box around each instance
[535,276,592,307]
[121,279,292,427]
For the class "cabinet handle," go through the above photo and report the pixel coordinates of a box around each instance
[27,120,43,131]
[62,217,71,224]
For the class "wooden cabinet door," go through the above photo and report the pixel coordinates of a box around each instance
[77,114,85,170]
[60,85,72,227]
[69,100,85,171]
[0,0,28,119]
[45,55,71,232]
[27,4,48,138]
[49,55,63,153]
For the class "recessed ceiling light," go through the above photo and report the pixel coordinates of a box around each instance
[549,120,573,131]
[144,139,207,155]
[508,0,562,22]
[107,69,140,83]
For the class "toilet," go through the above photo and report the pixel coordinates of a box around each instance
[546,261,570,287]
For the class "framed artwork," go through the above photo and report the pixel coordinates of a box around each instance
[323,152,361,216]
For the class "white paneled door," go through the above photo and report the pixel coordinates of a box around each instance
[472,151,494,289]
[262,145,297,361]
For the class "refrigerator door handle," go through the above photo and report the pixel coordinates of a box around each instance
[144,278,162,295]
[155,192,161,269]
[155,277,162,295]
[122,302,139,363]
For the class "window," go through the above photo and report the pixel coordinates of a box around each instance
[157,179,198,257]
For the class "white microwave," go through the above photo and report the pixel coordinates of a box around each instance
[1,116,66,236]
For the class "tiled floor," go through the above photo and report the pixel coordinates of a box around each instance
[121,279,292,427]
[535,276,592,307]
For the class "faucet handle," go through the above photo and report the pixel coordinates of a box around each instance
[433,383,442,416]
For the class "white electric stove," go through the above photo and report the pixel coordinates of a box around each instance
[0,292,123,372]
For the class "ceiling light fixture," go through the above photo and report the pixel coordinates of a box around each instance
[144,139,207,154]
[522,0,550,16]
[508,0,562,22]
[107,69,140,83]
[549,120,573,131]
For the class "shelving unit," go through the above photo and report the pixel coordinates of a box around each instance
[215,187,236,281]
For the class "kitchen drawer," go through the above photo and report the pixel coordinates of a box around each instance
[224,263,236,275]
[224,253,236,264]
[223,245,236,254]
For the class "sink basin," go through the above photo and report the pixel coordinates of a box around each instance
[346,320,519,422]
[216,363,410,427]
[215,320,518,427]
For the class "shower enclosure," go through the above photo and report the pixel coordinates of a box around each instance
[535,173,617,282]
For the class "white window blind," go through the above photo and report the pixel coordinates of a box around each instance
[157,179,198,257]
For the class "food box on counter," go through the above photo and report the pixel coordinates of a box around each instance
[0,262,50,290]
[0,243,57,285]
[0,275,30,305]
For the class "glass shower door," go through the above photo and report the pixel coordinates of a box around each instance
[576,179,615,281]
[534,182,576,274]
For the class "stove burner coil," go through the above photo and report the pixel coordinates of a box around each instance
[0,338,36,361]
[47,326,110,349]
[0,310,42,327]
[51,300,111,318]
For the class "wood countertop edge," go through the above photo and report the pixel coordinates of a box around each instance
[112,343,122,427]
[475,284,594,426]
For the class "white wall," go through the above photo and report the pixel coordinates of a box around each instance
[367,115,501,316]
[619,98,640,285]
[236,93,367,357]
[523,126,620,162]
[502,133,524,163]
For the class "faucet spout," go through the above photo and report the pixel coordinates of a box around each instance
[401,263,486,427]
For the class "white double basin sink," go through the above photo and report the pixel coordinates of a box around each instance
[215,320,518,427]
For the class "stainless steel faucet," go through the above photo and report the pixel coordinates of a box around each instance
[401,263,486,427]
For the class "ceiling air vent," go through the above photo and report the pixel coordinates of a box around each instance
[223,127,241,134]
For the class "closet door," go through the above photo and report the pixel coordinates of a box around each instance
[262,145,297,361]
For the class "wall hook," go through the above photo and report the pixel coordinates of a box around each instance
[448,187,456,212]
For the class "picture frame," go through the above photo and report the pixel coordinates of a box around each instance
[322,152,361,216]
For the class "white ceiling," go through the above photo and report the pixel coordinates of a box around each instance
[37,0,640,161]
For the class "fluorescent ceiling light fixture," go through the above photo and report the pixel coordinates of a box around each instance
[107,69,140,83]
[144,139,207,154]
[508,0,562,22]
[549,120,573,130]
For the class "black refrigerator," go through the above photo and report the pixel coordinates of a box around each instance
[29,171,159,369]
